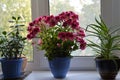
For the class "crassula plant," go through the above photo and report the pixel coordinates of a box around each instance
[27,11,86,60]
[0,16,26,59]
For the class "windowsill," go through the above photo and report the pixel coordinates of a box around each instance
[24,71,120,80]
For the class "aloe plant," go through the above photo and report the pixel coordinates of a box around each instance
[86,17,120,59]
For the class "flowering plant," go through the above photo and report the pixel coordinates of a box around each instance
[27,11,86,60]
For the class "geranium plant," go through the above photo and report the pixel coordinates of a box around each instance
[27,11,86,60]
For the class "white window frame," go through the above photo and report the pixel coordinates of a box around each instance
[26,0,120,71]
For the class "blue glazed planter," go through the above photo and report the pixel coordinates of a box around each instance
[49,57,71,79]
[0,58,23,79]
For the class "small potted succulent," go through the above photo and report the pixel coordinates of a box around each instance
[0,16,26,79]
[86,17,120,80]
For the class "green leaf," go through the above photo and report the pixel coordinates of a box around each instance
[2,31,7,35]
[17,16,21,20]
[12,16,16,20]
[8,20,14,23]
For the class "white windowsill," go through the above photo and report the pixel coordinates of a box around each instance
[24,71,120,80]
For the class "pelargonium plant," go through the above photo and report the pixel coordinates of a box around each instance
[27,11,86,60]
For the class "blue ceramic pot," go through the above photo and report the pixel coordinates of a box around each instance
[0,58,23,79]
[49,57,71,79]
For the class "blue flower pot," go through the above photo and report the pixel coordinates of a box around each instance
[49,57,71,79]
[0,58,23,79]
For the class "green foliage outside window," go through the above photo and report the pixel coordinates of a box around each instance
[0,0,33,61]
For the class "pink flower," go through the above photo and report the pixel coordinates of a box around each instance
[76,37,86,50]
[62,19,72,27]
[58,32,66,41]
[38,17,42,21]
[41,16,47,22]
[59,12,66,21]
[66,19,72,25]
[66,32,74,41]
[46,15,57,27]
[49,19,57,27]
[77,31,85,38]
[76,37,85,43]
[29,22,34,26]
[43,16,50,23]
[57,43,61,47]
[27,26,33,32]
[33,27,40,33]
[55,16,60,22]
[79,33,85,38]
[38,39,43,45]
[28,27,40,37]
[71,21,79,29]
[27,33,34,40]
[71,14,79,20]
[80,42,86,50]
[33,18,40,25]
[62,21,68,27]
[65,12,71,18]
[58,32,75,41]
[27,27,40,40]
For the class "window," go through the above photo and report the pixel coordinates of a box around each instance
[49,0,100,56]
[30,0,100,70]
[1,0,118,71]
[31,0,120,71]
[0,0,33,61]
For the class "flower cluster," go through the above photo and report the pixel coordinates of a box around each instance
[27,11,86,60]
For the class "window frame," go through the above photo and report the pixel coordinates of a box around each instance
[26,0,119,71]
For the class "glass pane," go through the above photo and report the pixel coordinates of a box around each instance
[0,0,33,61]
[49,0,100,56]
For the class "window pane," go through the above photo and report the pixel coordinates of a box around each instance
[0,0,33,60]
[49,0,100,56]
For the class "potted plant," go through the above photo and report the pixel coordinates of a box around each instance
[86,17,120,79]
[27,11,86,78]
[0,16,26,79]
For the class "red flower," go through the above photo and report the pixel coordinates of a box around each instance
[66,32,74,41]
[27,26,33,32]
[33,27,40,33]
[72,14,79,20]
[58,32,66,41]
[55,16,61,22]
[80,42,86,50]
[46,15,58,27]
[29,22,34,26]
[62,21,68,27]
[27,33,34,40]
[71,21,79,29]
[77,31,85,38]
[76,37,86,43]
